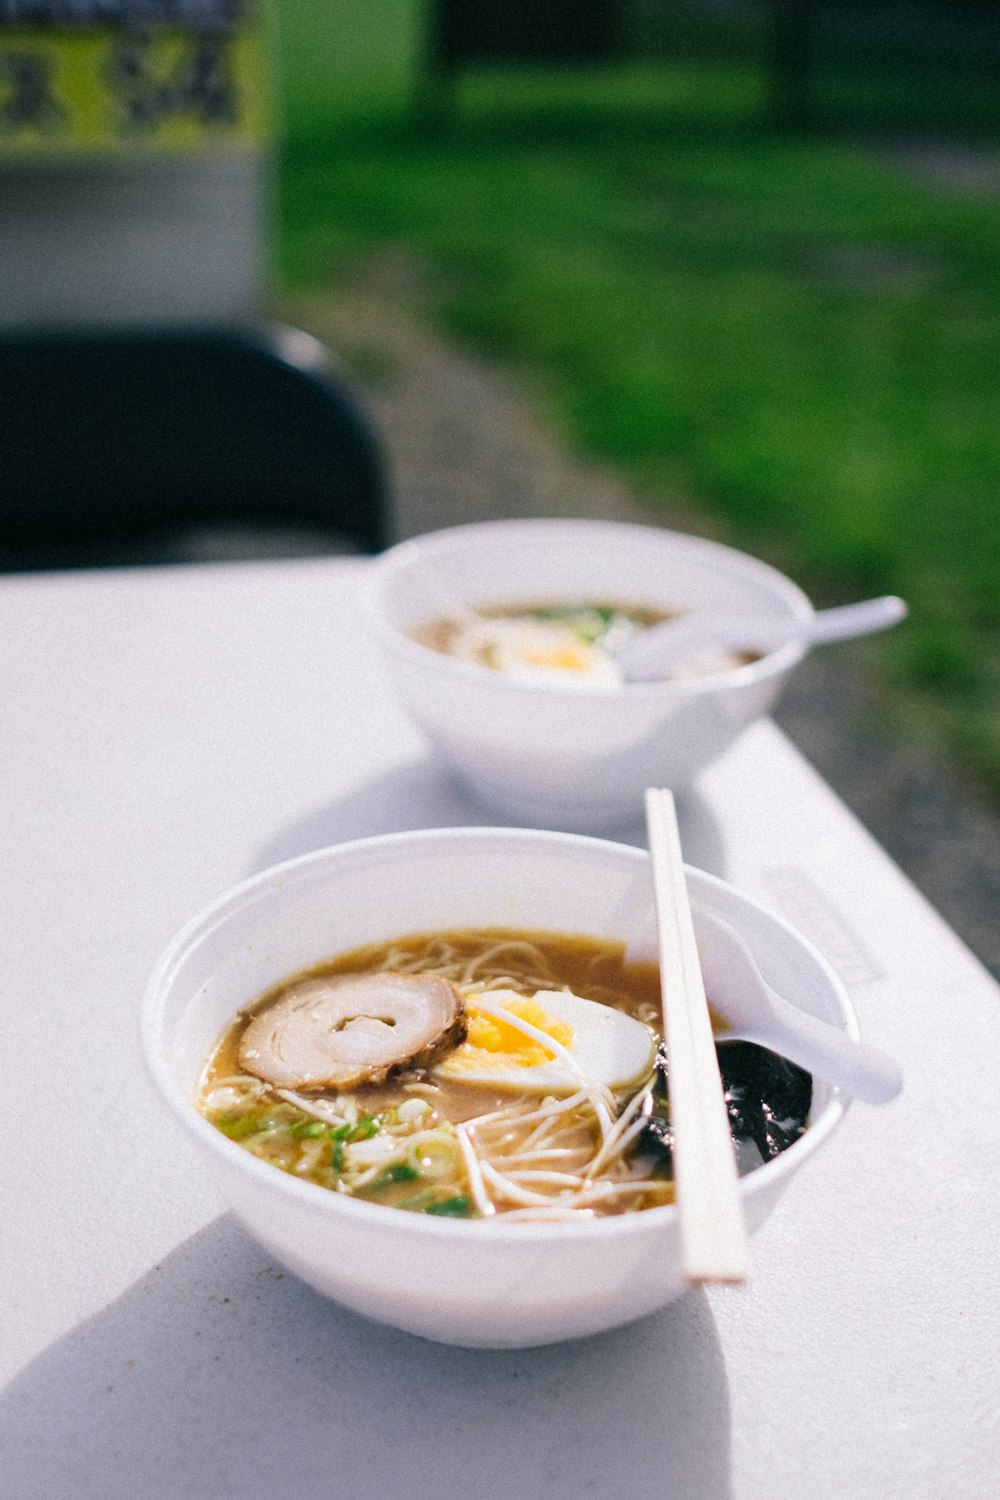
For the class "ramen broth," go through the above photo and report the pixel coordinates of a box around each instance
[412,602,758,684]
[199,928,811,1221]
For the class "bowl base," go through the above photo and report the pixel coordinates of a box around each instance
[453,768,649,838]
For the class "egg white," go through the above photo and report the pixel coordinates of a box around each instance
[434,988,657,1095]
[452,618,623,691]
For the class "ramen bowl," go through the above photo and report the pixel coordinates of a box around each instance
[364,519,814,833]
[143,826,854,1349]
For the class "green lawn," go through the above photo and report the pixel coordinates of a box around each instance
[272,38,1000,800]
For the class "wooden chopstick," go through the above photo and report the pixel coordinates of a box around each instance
[645,788,748,1285]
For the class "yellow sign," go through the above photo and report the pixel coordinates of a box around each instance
[0,3,269,155]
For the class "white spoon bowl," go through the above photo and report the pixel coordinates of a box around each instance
[694,907,903,1105]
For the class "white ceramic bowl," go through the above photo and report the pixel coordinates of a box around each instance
[143,827,853,1349]
[364,519,814,833]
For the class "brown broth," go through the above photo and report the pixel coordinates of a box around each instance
[198,928,809,1218]
[204,928,669,1127]
[411,600,672,658]
[411,601,760,679]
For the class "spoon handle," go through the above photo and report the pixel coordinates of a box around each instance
[619,594,907,680]
[744,1001,904,1105]
[809,595,908,644]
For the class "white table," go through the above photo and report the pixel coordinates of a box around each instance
[3,557,998,1500]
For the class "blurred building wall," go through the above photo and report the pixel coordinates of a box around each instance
[0,155,267,328]
[0,5,270,329]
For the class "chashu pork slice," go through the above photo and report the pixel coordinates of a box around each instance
[239,972,465,1091]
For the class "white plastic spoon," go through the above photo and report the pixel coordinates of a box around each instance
[619,595,907,682]
[695,910,903,1105]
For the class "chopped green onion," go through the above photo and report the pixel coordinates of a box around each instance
[395,1190,438,1212]
[424,1195,474,1218]
[371,1162,420,1190]
[329,1113,382,1167]
[530,604,618,643]
[219,1114,271,1140]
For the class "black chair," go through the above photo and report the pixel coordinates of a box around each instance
[0,324,391,570]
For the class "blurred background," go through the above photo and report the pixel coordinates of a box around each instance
[2,0,998,972]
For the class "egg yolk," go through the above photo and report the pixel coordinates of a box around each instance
[520,642,596,674]
[449,995,574,1074]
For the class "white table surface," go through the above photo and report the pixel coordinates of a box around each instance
[2,556,998,1500]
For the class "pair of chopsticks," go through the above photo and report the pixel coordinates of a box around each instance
[645,788,748,1286]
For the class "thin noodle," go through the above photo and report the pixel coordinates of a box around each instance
[479,1162,579,1208]
[585,1086,654,1178]
[497,1207,598,1222]
[202,929,672,1221]
[455,1124,494,1216]
[506,1171,597,1188]
[463,1089,593,1132]
[586,1116,651,1178]
[470,997,617,1143]
[498,1148,593,1165]
[276,1089,348,1125]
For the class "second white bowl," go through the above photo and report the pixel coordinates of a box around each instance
[365,519,813,832]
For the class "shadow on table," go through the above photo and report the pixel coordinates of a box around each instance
[250,754,729,879]
[0,1216,734,1500]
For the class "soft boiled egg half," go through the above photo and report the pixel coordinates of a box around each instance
[448,617,622,690]
[434,989,657,1095]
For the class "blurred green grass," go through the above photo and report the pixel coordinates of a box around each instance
[271,12,1000,799]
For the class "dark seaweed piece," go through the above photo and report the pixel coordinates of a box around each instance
[641,1043,676,1175]
[641,1040,812,1180]
[717,1040,812,1167]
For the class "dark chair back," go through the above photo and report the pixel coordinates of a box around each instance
[0,324,391,569]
